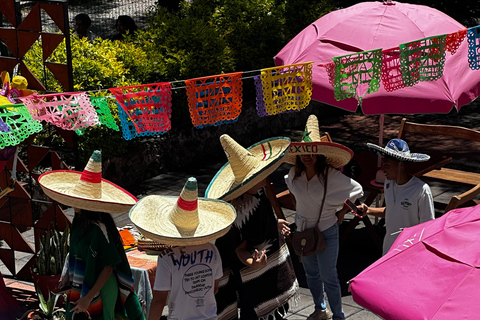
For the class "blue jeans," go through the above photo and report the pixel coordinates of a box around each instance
[302,223,344,319]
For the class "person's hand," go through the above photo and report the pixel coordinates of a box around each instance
[70,296,92,314]
[358,204,369,217]
[250,249,267,269]
[337,211,345,224]
[277,219,291,236]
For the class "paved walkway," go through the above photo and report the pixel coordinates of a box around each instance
[3,104,480,318]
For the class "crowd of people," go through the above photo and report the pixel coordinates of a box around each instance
[38,114,436,320]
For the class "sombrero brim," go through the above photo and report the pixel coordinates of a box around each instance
[38,171,137,214]
[129,196,236,246]
[284,141,353,168]
[205,137,290,202]
[367,143,430,162]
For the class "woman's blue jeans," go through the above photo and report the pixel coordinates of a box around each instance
[301,223,344,319]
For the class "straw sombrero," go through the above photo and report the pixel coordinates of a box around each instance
[367,139,430,162]
[38,150,137,214]
[129,177,236,246]
[285,114,353,168]
[205,134,290,202]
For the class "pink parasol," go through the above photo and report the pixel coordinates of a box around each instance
[274,1,480,115]
[349,204,480,319]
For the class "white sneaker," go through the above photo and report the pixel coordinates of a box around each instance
[306,309,333,320]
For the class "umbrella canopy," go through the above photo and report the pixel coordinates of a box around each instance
[274,1,480,115]
[349,204,480,319]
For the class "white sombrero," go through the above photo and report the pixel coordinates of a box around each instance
[205,134,290,202]
[285,114,353,168]
[129,177,236,246]
[38,150,137,214]
[367,139,430,162]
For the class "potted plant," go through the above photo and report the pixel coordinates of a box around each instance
[31,225,70,304]
[18,287,65,320]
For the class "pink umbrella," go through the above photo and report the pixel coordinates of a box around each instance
[274,1,480,115]
[349,204,480,319]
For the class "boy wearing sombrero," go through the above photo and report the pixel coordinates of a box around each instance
[206,134,298,320]
[359,138,435,255]
[129,177,236,320]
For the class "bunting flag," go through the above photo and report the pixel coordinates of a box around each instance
[109,82,172,140]
[0,103,43,149]
[381,47,405,92]
[185,72,243,128]
[446,29,468,55]
[399,35,447,87]
[260,62,313,115]
[0,117,10,132]
[467,26,480,70]
[324,62,336,86]
[21,92,99,131]
[331,49,382,103]
[254,75,268,117]
[75,96,119,135]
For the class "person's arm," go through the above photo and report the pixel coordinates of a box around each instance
[235,240,267,269]
[358,203,386,218]
[70,265,113,313]
[336,204,350,224]
[214,279,220,295]
[148,290,169,320]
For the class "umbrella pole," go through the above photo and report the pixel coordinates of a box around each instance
[378,114,384,168]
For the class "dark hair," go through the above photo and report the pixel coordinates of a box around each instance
[75,13,91,29]
[293,154,329,185]
[73,209,122,248]
[117,15,138,34]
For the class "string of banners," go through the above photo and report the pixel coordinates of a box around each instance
[0,25,479,146]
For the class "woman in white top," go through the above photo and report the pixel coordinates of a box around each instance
[280,115,363,320]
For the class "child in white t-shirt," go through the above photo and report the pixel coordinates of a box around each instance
[128,177,235,320]
[358,139,435,255]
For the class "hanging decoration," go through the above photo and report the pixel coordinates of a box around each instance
[109,82,172,140]
[399,35,447,87]
[185,72,243,128]
[260,62,313,115]
[0,117,10,133]
[254,75,268,117]
[75,96,119,135]
[324,62,336,86]
[381,47,405,92]
[331,49,382,104]
[467,26,480,70]
[0,103,43,149]
[445,29,467,55]
[21,92,99,131]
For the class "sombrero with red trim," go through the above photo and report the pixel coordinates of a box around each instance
[205,134,290,201]
[38,150,137,214]
[285,114,353,168]
[130,177,236,246]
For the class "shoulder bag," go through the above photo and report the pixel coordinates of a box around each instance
[292,171,328,263]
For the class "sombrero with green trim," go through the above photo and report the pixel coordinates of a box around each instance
[284,114,353,168]
[130,177,236,246]
[38,150,137,214]
[205,134,290,202]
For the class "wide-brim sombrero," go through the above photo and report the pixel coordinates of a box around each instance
[284,114,353,167]
[367,139,430,162]
[38,150,137,214]
[130,177,235,246]
[205,135,290,202]
[286,141,353,168]
[39,171,137,213]
[129,195,236,246]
